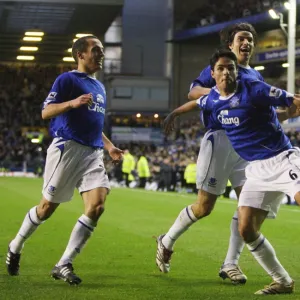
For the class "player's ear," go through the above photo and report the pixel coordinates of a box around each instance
[211,69,215,79]
[228,42,233,50]
[77,51,84,60]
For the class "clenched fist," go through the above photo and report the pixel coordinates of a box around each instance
[69,93,93,109]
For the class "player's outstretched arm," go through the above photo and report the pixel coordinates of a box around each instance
[102,133,124,165]
[42,93,93,119]
[163,100,199,135]
[188,86,211,100]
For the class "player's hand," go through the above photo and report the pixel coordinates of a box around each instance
[69,93,93,108]
[108,147,124,165]
[163,113,177,136]
[287,105,300,119]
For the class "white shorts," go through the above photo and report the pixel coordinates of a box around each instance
[239,148,300,218]
[42,138,110,203]
[197,130,248,195]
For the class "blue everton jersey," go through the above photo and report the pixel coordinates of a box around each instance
[197,78,294,161]
[191,65,264,130]
[43,71,106,148]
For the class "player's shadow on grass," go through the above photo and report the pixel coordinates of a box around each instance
[149,274,259,287]
[149,274,221,286]
[29,281,152,290]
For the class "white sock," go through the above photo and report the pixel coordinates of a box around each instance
[57,214,96,266]
[162,205,197,250]
[223,210,245,266]
[247,234,293,285]
[10,206,43,254]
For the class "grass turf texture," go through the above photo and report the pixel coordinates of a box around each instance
[0,177,299,300]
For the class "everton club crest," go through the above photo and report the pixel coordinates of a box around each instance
[229,96,240,108]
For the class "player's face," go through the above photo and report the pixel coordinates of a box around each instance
[80,38,105,73]
[229,31,254,65]
[211,57,237,90]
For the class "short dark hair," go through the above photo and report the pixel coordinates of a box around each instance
[72,35,99,63]
[219,23,257,48]
[210,49,238,70]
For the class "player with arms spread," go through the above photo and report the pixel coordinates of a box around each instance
[6,35,124,285]
[166,49,300,295]
[155,23,293,283]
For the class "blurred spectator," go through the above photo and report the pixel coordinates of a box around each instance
[157,157,173,192]
[137,152,150,188]
[0,64,72,173]
[184,159,197,193]
[122,149,136,187]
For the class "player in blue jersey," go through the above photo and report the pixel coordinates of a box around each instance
[6,36,124,285]
[156,22,294,284]
[156,23,261,283]
[165,49,300,294]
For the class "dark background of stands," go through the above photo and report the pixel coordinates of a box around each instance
[1,0,300,194]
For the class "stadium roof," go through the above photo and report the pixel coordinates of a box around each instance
[0,0,123,63]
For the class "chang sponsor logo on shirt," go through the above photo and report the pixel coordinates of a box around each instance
[217,110,240,126]
[88,93,106,114]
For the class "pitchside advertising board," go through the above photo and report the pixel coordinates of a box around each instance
[111,127,164,143]
[255,46,300,63]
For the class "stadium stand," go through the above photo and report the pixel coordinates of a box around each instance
[1,64,300,195]
[184,0,285,29]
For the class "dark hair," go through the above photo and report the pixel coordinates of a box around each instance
[219,23,257,48]
[210,49,238,70]
[72,35,99,63]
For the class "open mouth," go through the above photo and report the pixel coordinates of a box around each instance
[240,48,250,54]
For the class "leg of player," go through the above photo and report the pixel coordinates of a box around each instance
[156,189,216,273]
[6,197,59,276]
[219,185,247,284]
[238,206,294,295]
[51,187,108,285]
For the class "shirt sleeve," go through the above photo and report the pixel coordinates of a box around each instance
[248,80,294,107]
[196,95,209,110]
[257,72,265,82]
[42,73,72,109]
[190,65,216,90]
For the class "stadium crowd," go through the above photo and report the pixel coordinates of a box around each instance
[1,64,300,194]
[184,0,285,29]
[106,118,203,193]
[0,65,71,172]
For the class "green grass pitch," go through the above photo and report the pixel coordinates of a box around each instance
[0,177,299,300]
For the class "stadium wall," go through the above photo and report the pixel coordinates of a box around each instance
[121,0,170,77]
[172,35,219,109]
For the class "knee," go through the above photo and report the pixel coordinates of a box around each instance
[86,199,106,221]
[192,191,217,219]
[192,199,214,219]
[37,200,58,221]
[238,222,257,243]
[94,203,105,218]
